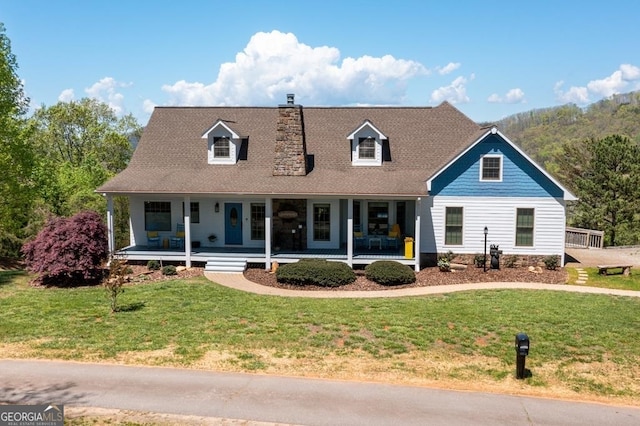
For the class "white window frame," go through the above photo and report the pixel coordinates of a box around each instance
[480,154,503,182]
[213,136,231,158]
[358,137,376,160]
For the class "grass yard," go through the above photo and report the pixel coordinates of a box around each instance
[1,269,639,406]
[566,266,640,291]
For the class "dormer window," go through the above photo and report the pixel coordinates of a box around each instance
[202,120,242,165]
[213,137,230,158]
[348,120,387,166]
[358,137,376,159]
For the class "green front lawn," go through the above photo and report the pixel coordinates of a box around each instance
[567,266,640,291]
[1,270,639,404]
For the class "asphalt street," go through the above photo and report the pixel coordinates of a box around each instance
[1,359,639,425]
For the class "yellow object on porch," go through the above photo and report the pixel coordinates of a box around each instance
[404,237,413,259]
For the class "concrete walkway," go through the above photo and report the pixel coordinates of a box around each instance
[204,272,640,299]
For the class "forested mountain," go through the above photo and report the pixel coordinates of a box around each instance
[492,91,640,175]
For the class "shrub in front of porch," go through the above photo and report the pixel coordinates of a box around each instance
[365,261,416,286]
[21,210,108,286]
[276,259,356,287]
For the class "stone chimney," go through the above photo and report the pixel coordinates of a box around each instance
[273,94,308,176]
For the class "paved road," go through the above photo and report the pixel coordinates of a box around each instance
[1,360,639,425]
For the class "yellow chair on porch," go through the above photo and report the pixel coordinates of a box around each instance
[147,231,160,248]
[170,224,185,249]
[385,224,401,249]
[353,225,367,248]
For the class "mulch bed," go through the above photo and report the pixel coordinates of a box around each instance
[243,265,568,292]
[16,260,566,290]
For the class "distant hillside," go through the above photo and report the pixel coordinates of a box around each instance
[492,91,640,173]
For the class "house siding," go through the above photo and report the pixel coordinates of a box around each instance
[422,196,566,257]
[429,135,564,198]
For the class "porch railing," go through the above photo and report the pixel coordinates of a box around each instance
[565,227,604,249]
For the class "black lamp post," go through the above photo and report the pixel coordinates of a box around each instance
[483,226,488,272]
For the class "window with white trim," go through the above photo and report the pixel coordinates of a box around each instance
[358,137,376,160]
[516,208,534,246]
[251,203,265,240]
[445,207,463,245]
[213,137,230,158]
[313,204,331,241]
[480,155,502,181]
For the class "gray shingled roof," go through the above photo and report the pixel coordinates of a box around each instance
[98,102,484,196]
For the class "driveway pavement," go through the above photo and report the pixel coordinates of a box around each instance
[566,247,640,267]
[2,360,639,426]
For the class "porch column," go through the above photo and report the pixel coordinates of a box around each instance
[414,197,421,272]
[265,197,272,270]
[347,198,353,266]
[184,195,191,268]
[105,194,115,255]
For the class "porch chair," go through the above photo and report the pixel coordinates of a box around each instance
[385,224,401,249]
[170,223,185,249]
[147,231,160,248]
[353,225,367,248]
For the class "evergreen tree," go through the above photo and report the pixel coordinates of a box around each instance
[558,135,640,246]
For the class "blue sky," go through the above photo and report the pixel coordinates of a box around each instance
[3,1,640,125]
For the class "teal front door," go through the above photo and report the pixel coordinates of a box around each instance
[225,203,243,245]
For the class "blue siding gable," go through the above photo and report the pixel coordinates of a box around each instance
[429,134,564,197]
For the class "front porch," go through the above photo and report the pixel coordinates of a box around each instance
[104,195,421,271]
[116,244,415,267]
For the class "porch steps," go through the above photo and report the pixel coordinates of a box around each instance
[204,257,248,273]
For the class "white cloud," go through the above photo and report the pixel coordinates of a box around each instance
[142,99,157,114]
[554,64,640,104]
[487,93,501,103]
[58,88,75,102]
[438,62,461,75]
[159,30,428,107]
[505,88,525,103]
[554,80,591,104]
[430,75,471,104]
[84,77,131,115]
[487,88,525,104]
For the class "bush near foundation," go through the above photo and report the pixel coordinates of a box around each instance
[365,261,416,285]
[21,210,109,286]
[161,265,177,276]
[276,259,356,287]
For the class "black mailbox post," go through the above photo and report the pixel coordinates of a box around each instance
[515,333,529,379]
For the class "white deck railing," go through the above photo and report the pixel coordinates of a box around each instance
[565,227,604,249]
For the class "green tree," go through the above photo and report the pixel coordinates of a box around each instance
[30,98,139,174]
[27,99,140,234]
[557,135,640,246]
[0,23,36,256]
